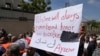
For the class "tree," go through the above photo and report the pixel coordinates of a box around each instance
[86,20,100,31]
[21,0,29,11]
[21,0,51,13]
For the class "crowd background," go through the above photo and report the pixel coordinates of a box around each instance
[0,24,100,56]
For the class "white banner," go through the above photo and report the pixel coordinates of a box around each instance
[30,4,83,56]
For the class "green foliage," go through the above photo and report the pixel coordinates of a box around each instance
[86,20,100,30]
[21,0,51,13]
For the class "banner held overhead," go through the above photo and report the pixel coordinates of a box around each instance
[30,4,83,56]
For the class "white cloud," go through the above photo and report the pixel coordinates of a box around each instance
[88,0,100,4]
[88,0,94,4]
[24,0,28,2]
[24,0,32,3]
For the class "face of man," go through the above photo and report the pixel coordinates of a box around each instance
[11,36,17,42]
[26,47,36,56]
[0,37,5,44]
[78,25,86,37]
[85,36,89,42]
[18,34,23,39]
[97,40,100,48]
[92,36,97,41]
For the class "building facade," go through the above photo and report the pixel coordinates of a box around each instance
[0,0,34,35]
[0,0,34,20]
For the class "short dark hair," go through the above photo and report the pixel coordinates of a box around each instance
[0,28,7,38]
[7,43,20,56]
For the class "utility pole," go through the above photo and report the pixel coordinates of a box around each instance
[65,0,70,7]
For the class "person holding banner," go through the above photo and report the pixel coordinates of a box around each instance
[30,4,84,56]
[78,23,86,56]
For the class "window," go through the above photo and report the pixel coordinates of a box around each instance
[5,3,11,8]
[19,17,28,21]
[17,4,21,9]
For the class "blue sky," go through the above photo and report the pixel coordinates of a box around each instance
[51,0,100,21]
[24,0,100,21]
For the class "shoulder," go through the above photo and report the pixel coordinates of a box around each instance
[92,48,100,55]
[22,52,27,56]
[34,52,40,56]
[95,48,100,52]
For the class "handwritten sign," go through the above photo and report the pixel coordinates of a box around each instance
[30,4,83,56]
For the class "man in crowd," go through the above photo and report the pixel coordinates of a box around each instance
[78,23,86,56]
[92,38,100,56]
[2,43,20,56]
[87,34,97,56]
[22,46,40,56]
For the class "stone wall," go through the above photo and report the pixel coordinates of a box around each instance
[0,20,34,35]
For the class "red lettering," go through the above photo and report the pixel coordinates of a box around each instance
[54,44,75,54]
[43,30,60,38]
[61,10,79,21]
[52,12,59,20]
[54,44,61,52]
[44,16,51,21]
[35,24,58,31]
[74,13,79,19]
[46,24,57,30]
[60,22,74,31]
[70,13,79,22]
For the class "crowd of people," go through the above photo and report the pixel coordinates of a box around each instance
[0,28,58,56]
[0,24,100,56]
[78,24,100,56]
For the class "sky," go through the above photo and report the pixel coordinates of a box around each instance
[24,0,100,21]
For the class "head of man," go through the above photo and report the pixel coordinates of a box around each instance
[85,35,89,42]
[97,39,100,48]
[26,46,36,56]
[0,28,8,44]
[90,34,97,42]
[6,43,20,56]
[78,23,86,37]
[11,36,17,42]
[0,36,8,44]
[18,33,24,39]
